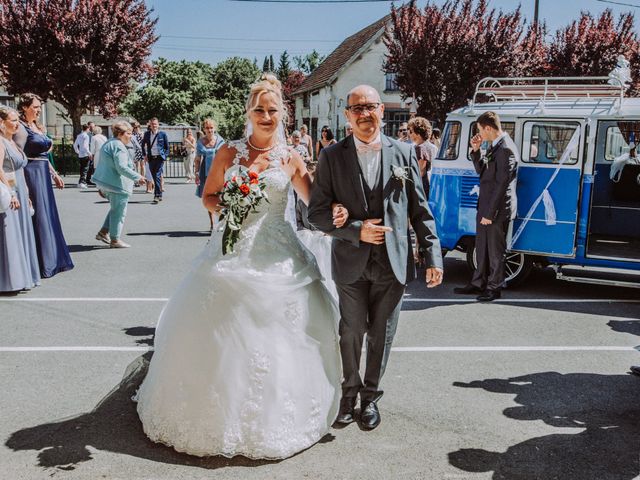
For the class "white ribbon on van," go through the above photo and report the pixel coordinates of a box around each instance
[508,128,581,249]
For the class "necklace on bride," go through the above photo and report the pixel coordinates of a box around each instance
[247,136,276,152]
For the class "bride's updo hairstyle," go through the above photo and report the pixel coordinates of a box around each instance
[245,73,289,127]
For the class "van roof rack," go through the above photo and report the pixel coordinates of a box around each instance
[471,76,626,108]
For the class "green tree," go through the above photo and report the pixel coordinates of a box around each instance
[194,98,246,139]
[121,56,260,136]
[277,51,291,83]
[294,50,325,75]
[210,57,261,105]
[121,58,215,124]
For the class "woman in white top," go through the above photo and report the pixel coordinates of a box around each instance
[89,126,108,168]
[182,129,196,183]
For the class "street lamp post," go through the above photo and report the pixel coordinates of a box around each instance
[533,0,539,25]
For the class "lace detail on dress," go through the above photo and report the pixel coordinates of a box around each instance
[228,139,249,165]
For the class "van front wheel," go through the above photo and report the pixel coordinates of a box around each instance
[466,245,533,288]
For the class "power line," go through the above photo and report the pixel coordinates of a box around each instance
[161,34,340,43]
[595,0,640,7]
[155,45,316,55]
[230,0,393,3]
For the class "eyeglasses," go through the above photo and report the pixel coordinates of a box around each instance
[398,129,407,133]
[345,103,381,115]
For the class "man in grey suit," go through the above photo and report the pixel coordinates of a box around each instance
[308,85,443,430]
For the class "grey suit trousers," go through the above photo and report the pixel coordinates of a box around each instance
[336,251,405,403]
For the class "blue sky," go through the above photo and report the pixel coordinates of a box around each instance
[147,0,640,66]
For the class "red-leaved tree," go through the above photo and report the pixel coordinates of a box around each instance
[385,0,547,124]
[548,10,640,95]
[0,0,158,136]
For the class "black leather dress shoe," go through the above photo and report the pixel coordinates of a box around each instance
[630,365,640,376]
[477,290,501,302]
[453,284,483,294]
[335,397,356,425]
[360,401,381,430]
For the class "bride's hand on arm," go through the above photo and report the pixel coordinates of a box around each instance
[285,150,312,204]
[202,145,234,214]
[331,203,348,228]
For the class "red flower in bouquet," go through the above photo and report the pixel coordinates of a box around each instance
[215,166,269,255]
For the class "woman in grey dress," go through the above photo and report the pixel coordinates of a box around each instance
[0,106,40,292]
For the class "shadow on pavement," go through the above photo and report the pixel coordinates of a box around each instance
[5,353,282,473]
[67,244,107,253]
[609,320,640,337]
[448,372,640,479]
[123,326,155,346]
[127,230,211,238]
[402,259,639,317]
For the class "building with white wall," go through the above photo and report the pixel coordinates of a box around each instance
[292,15,411,144]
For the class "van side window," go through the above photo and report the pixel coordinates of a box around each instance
[522,121,580,164]
[604,122,640,161]
[467,121,515,159]
[437,121,461,160]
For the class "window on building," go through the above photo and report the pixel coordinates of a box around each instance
[385,72,399,92]
[303,93,309,108]
[0,96,16,109]
[383,110,410,137]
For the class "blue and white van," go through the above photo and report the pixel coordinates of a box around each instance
[430,76,640,287]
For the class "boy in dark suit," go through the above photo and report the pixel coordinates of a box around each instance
[455,111,517,301]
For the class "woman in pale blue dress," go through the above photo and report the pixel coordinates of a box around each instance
[0,106,40,292]
[194,119,224,230]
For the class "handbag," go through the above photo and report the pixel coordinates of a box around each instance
[0,180,12,213]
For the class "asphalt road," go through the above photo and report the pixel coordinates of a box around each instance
[1,177,639,480]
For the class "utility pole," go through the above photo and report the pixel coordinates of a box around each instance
[533,0,539,25]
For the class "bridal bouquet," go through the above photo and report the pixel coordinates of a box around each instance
[216,168,268,254]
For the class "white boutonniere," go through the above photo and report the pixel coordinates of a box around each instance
[481,151,493,166]
[391,164,412,187]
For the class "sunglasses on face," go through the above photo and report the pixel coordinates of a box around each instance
[346,103,380,115]
[399,129,407,133]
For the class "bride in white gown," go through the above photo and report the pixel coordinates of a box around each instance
[135,75,342,459]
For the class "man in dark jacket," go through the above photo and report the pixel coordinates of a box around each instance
[455,111,517,301]
[142,117,169,204]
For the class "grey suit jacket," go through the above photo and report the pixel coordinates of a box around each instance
[308,134,443,285]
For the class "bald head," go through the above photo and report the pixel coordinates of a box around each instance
[344,84,384,143]
[346,85,381,105]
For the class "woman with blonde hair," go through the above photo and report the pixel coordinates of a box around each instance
[136,74,344,460]
[92,121,146,248]
[194,118,224,230]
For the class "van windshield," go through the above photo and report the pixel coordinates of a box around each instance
[437,121,461,160]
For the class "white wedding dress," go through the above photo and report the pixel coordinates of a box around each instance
[135,140,341,459]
